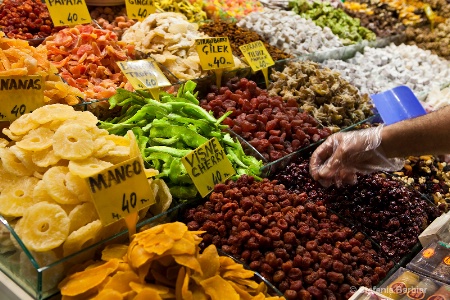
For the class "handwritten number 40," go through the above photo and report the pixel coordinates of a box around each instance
[122,192,137,213]
[68,13,78,22]
[138,8,148,18]
[11,104,26,117]
[212,171,222,185]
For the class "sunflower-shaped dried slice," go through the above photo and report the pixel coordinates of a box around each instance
[43,166,81,205]
[20,202,70,252]
[0,147,33,176]
[68,202,98,234]
[68,157,113,178]
[8,113,40,136]
[63,220,102,257]
[30,104,78,124]
[16,127,53,151]
[0,176,40,217]
[53,123,94,160]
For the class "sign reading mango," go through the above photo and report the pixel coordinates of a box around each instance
[125,0,156,21]
[239,41,274,71]
[182,137,235,197]
[195,37,235,70]
[118,59,171,90]
[0,76,44,121]
[86,156,155,226]
[45,0,91,26]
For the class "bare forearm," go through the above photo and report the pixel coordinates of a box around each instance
[381,105,450,158]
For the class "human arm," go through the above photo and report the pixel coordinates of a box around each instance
[309,105,450,187]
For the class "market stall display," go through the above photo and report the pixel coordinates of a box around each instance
[322,43,450,95]
[204,0,264,21]
[406,19,450,60]
[44,24,135,101]
[236,8,344,56]
[153,0,207,22]
[268,60,374,131]
[289,0,377,45]
[89,6,136,39]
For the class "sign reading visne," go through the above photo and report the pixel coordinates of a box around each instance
[86,156,154,226]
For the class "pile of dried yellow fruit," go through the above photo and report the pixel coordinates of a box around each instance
[0,32,84,105]
[59,222,284,300]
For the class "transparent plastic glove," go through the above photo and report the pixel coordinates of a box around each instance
[309,125,405,187]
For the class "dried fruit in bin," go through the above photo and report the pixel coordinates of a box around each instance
[44,24,135,101]
[89,6,136,40]
[58,222,284,299]
[99,81,263,199]
[204,0,264,21]
[152,0,207,23]
[0,32,84,105]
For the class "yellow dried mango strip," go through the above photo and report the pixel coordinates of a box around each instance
[200,275,240,300]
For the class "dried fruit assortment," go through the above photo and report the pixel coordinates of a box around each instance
[44,24,135,100]
[59,222,284,299]
[89,6,136,40]
[0,0,61,40]
[204,0,264,20]
[153,0,207,23]
[200,77,332,162]
[274,157,441,261]
[406,19,450,60]
[0,33,83,105]
[198,20,292,61]
[184,176,395,300]
[268,60,374,131]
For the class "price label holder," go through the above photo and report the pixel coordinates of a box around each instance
[239,41,275,88]
[181,137,235,198]
[118,59,171,101]
[195,37,235,88]
[0,75,44,121]
[125,0,156,21]
[44,0,91,26]
[86,156,155,235]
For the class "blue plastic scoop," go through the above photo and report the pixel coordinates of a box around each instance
[370,85,427,125]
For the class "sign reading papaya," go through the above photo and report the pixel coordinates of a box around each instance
[182,137,235,197]
[45,0,91,26]
[125,0,156,21]
[118,59,171,90]
[239,41,275,71]
[86,156,155,226]
[195,37,235,70]
[0,76,44,121]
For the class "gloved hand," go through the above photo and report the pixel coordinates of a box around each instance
[309,125,405,187]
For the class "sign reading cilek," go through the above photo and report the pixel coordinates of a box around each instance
[181,137,235,197]
[45,0,91,26]
[0,76,44,121]
[239,41,275,71]
[117,59,171,90]
[195,37,235,70]
[125,0,156,21]
[86,156,155,226]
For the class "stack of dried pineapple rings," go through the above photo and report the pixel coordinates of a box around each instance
[58,222,284,300]
[0,104,165,262]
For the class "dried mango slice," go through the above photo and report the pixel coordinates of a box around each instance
[197,244,220,279]
[16,127,53,151]
[58,258,120,296]
[143,234,174,255]
[63,220,102,257]
[43,166,81,205]
[9,113,40,136]
[176,267,193,300]
[163,222,187,240]
[163,237,196,256]
[32,147,62,168]
[200,275,240,300]
[53,124,94,160]
[91,289,123,300]
[0,147,33,176]
[173,254,202,275]
[68,202,98,233]
[30,104,78,125]
[101,244,128,262]
[68,157,113,178]
[20,202,70,252]
[103,271,140,294]
[134,288,163,300]
[0,176,40,217]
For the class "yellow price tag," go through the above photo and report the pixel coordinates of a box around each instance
[0,76,44,121]
[239,41,275,72]
[86,156,155,226]
[182,137,235,198]
[45,0,91,26]
[118,59,171,91]
[125,0,156,21]
[195,37,235,71]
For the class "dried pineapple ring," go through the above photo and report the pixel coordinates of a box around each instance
[32,180,54,203]
[68,202,98,234]
[2,128,22,141]
[16,127,54,151]
[108,146,131,157]
[31,147,62,168]
[0,176,40,217]
[68,158,113,178]
[53,123,94,160]
[63,220,102,257]
[30,104,78,124]
[0,148,33,176]
[62,111,98,129]
[9,113,40,136]
[20,202,70,252]
[65,172,92,203]
[9,145,47,174]
[105,135,131,147]
[93,137,116,158]
[0,162,20,193]
[43,166,81,205]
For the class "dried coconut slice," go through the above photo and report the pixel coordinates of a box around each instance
[68,157,113,178]
[53,123,94,160]
[30,104,77,124]
[20,202,70,252]
[0,176,40,217]
[63,220,102,257]
[43,166,81,205]
[16,127,53,151]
